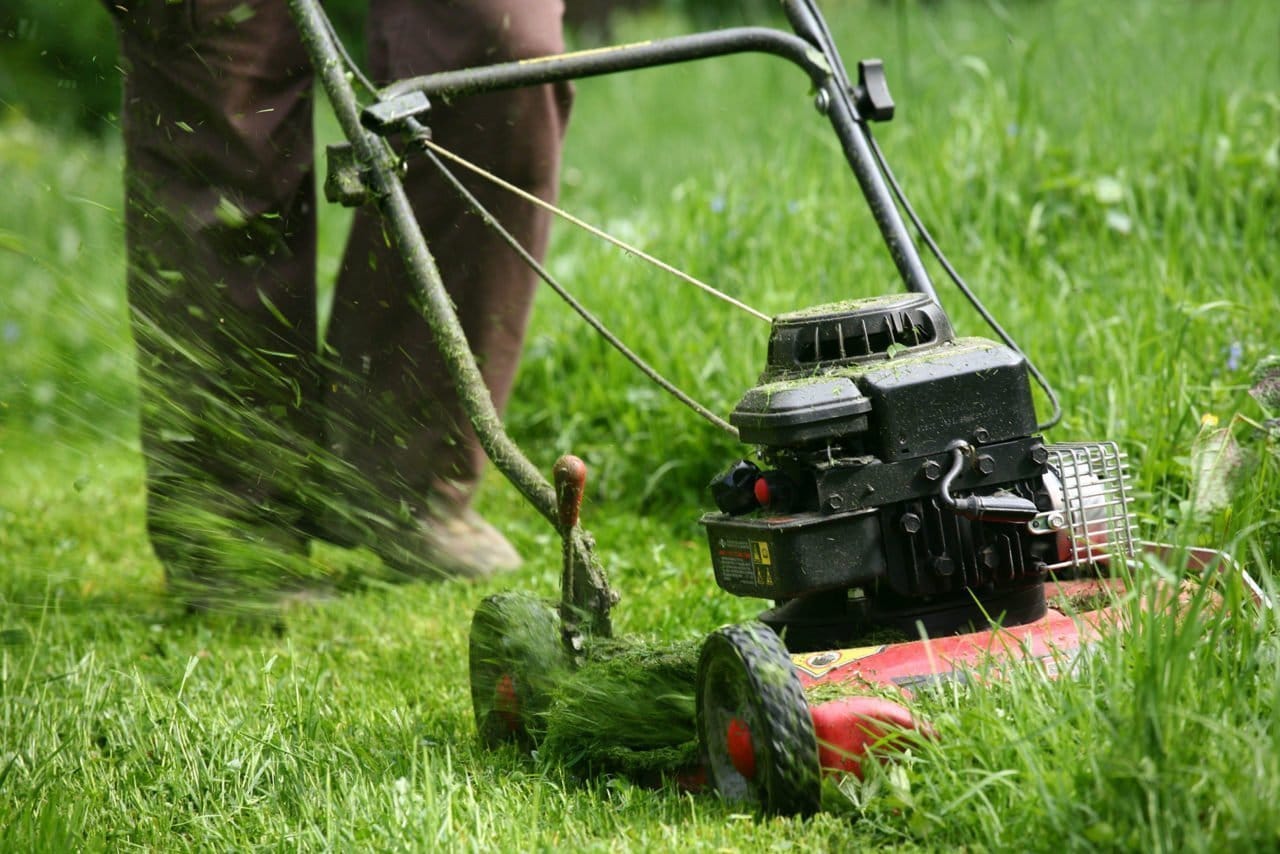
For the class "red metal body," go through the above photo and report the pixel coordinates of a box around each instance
[723,578,1124,779]
[795,579,1116,696]
[735,547,1267,782]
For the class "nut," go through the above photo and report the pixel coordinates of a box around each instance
[900,513,922,534]
[974,427,991,443]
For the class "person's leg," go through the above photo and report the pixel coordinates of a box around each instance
[325,0,573,576]
[113,0,323,603]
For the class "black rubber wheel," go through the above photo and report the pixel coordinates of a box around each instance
[696,622,821,816]
[468,592,567,749]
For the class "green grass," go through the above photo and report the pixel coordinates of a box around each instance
[3,0,1280,848]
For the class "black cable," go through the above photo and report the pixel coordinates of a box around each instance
[320,9,379,97]
[410,127,740,438]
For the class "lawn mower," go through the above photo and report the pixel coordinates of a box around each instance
[289,0,1266,816]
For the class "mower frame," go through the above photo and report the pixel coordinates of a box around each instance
[287,0,1268,815]
[288,0,949,647]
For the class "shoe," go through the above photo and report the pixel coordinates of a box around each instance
[376,508,524,580]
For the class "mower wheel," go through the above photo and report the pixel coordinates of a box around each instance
[468,592,567,749]
[696,622,821,816]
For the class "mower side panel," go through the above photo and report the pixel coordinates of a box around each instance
[703,509,885,598]
[790,581,1118,693]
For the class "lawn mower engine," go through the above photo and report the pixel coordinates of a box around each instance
[690,294,1145,814]
[703,292,1132,651]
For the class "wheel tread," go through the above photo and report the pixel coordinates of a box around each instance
[697,621,821,815]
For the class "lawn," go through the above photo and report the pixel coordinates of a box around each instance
[2,0,1279,849]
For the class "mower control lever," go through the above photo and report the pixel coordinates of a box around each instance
[554,455,588,531]
[554,455,594,654]
[854,59,894,122]
[938,441,1039,523]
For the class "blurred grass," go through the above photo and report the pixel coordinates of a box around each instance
[2,0,1279,848]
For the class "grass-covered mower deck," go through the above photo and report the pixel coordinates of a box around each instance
[472,546,1258,815]
[289,0,1267,818]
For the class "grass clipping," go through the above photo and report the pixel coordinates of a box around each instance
[535,634,904,778]
[539,639,701,777]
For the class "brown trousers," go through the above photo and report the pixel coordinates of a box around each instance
[110,0,570,569]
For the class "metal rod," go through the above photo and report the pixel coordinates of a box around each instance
[867,130,1061,427]
[418,139,741,437]
[384,27,828,99]
[381,17,939,304]
[422,138,770,323]
[778,1,938,299]
[818,78,938,301]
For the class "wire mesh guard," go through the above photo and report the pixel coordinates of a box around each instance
[1043,442,1140,572]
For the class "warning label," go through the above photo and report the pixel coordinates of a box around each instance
[751,541,772,565]
[715,537,775,589]
[715,536,755,586]
[791,645,886,679]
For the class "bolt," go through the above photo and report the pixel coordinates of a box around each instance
[979,545,999,570]
[1048,511,1067,530]
[974,427,991,443]
[933,555,955,576]
[814,89,831,114]
[922,460,942,481]
[1030,443,1049,465]
[900,512,922,534]
[827,494,845,511]
[976,454,996,475]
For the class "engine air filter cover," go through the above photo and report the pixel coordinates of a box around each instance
[730,376,872,447]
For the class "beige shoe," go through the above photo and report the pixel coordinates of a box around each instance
[379,508,523,580]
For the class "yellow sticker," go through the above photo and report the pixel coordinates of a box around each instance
[791,645,886,679]
[751,541,772,566]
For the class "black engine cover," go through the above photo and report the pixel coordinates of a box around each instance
[703,293,1051,632]
[702,470,1053,600]
[853,338,1037,460]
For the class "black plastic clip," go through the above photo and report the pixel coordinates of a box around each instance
[360,91,432,135]
[854,59,894,122]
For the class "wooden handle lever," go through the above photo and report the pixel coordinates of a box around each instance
[553,454,587,530]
